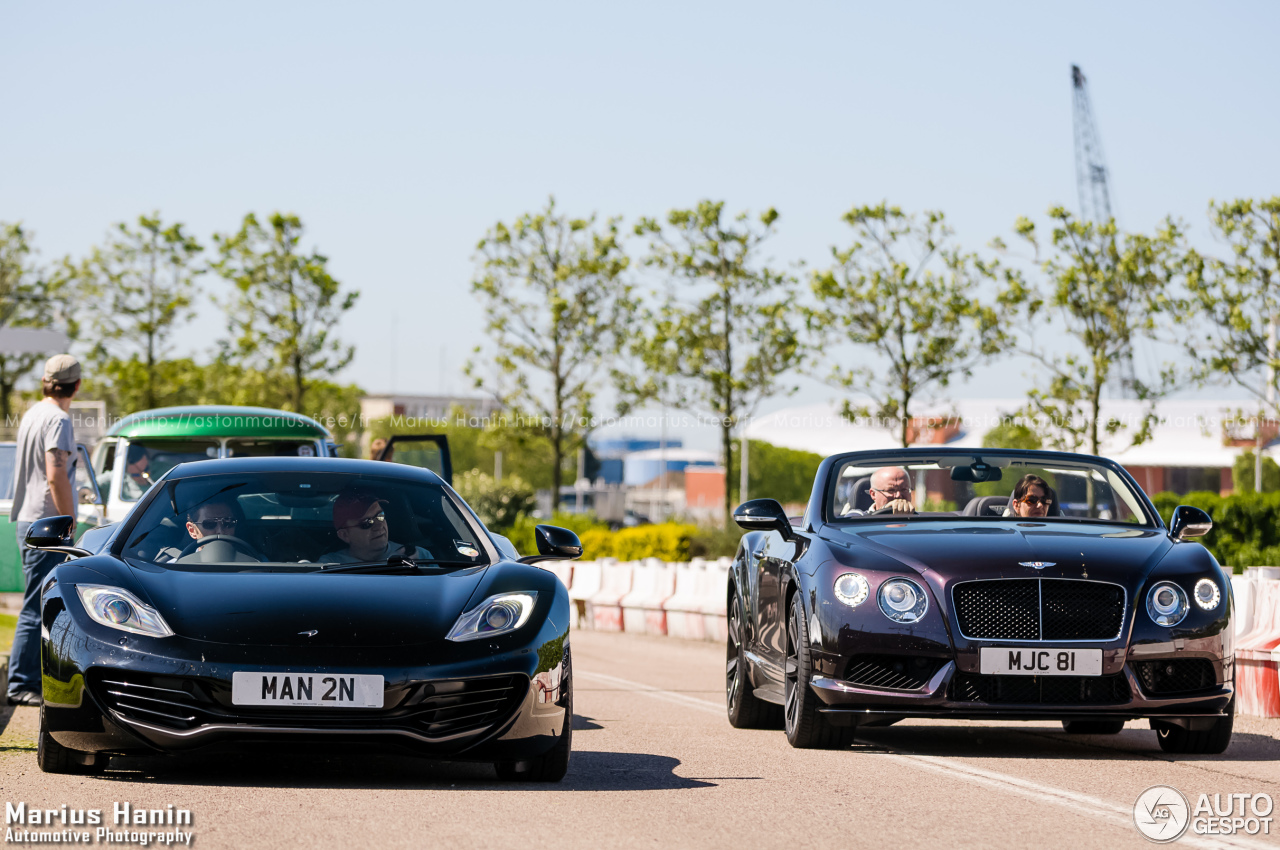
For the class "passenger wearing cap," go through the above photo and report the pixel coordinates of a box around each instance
[7,354,82,706]
[317,488,432,564]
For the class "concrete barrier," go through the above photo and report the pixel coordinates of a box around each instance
[664,560,709,640]
[587,560,634,631]
[566,560,602,630]
[1237,575,1280,717]
[699,558,731,642]
[621,558,676,635]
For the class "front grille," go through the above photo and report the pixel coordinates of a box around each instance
[953,579,1125,641]
[90,670,526,746]
[950,672,1131,705]
[1132,659,1217,695]
[845,655,943,691]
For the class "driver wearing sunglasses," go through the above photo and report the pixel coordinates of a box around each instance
[317,487,432,565]
[154,498,244,562]
[1007,473,1055,518]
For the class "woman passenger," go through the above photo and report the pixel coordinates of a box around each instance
[1007,474,1054,518]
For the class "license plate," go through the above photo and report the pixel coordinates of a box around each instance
[231,672,384,707]
[979,648,1103,676]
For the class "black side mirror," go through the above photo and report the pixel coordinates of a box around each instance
[518,525,584,564]
[1169,505,1213,541]
[733,499,793,540]
[24,515,91,559]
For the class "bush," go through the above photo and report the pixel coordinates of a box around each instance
[689,524,745,559]
[1150,490,1280,571]
[454,470,536,532]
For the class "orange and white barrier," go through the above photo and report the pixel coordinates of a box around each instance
[1235,568,1280,717]
[565,560,602,630]
[587,560,634,631]
[620,558,677,635]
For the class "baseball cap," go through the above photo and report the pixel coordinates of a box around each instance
[332,487,389,529]
[43,354,81,383]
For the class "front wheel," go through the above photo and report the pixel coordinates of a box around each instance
[37,706,105,775]
[1153,700,1234,755]
[495,650,573,782]
[726,594,782,729]
[784,595,854,749]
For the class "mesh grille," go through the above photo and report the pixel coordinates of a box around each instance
[953,579,1124,641]
[90,670,526,746]
[845,656,943,691]
[1132,659,1217,695]
[950,672,1130,705]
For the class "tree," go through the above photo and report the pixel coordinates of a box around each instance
[466,198,633,497]
[999,208,1180,455]
[1179,198,1280,489]
[213,213,358,414]
[626,201,803,523]
[981,416,1043,450]
[807,203,1006,448]
[0,223,69,422]
[76,213,203,410]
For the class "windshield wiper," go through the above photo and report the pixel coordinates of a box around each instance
[316,557,481,574]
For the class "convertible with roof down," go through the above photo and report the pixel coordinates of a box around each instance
[28,456,581,780]
[726,448,1234,753]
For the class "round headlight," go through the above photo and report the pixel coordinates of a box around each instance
[104,599,133,624]
[878,578,928,623]
[485,605,514,630]
[834,573,869,607]
[1193,578,1221,611]
[1146,581,1189,627]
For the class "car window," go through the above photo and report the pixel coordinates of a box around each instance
[226,439,319,458]
[121,471,489,570]
[120,440,220,502]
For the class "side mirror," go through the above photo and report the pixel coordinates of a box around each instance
[24,515,91,559]
[1169,505,1213,541]
[733,499,793,540]
[518,525,584,564]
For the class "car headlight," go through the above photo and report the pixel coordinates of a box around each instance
[1193,578,1221,611]
[446,592,538,642]
[878,578,928,624]
[1146,581,1189,627]
[834,573,869,607]
[76,585,174,638]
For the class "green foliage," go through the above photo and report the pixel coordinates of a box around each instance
[1149,490,1280,570]
[999,209,1181,454]
[0,223,70,421]
[807,203,1007,447]
[982,417,1043,450]
[729,439,823,506]
[1179,198,1280,413]
[626,201,804,523]
[454,469,536,532]
[467,197,634,496]
[1233,451,1280,494]
[689,524,745,559]
[213,212,358,414]
[505,512,608,558]
[76,213,203,410]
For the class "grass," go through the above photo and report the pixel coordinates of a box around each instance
[0,612,15,657]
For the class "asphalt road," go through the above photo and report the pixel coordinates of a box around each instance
[3,629,1279,849]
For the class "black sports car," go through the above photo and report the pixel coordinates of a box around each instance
[727,448,1234,753]
[28,456,581,780]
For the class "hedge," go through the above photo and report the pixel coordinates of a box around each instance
[1149,491,1280,571]
[502,515,739,561]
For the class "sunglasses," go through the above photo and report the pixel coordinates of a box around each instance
[1019,496,1053,507]
[196,518,238,530]
[346,512,386,531]
[870,488,911,499]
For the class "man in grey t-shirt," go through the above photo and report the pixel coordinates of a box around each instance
[7,354,80,706]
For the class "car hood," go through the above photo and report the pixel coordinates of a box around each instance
[833,521,1172,586]
[124,564,489,647]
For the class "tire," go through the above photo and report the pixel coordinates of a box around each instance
[37,706,104,775]
[1154,699,1234,755]
[784,594,854,749]
[726,593,783,729]
[495,649,573,782]
[1061,719,1125,735]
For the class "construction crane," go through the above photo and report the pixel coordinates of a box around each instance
[1071,64,1113,225]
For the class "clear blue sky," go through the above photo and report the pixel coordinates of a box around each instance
[3,2,1277,446]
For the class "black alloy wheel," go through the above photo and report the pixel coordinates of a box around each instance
[1061,719,1126,735]
[726,593,782,729]
[1153,698,1234,755]
[784,595,854,749]
[495,649,573,782]
[37,705,105,775]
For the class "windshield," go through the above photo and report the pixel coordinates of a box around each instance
[829,453,1153,526]
[119,440,220,501]
[121,471,489,571]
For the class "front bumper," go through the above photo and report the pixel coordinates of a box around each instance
[41,607,571,761]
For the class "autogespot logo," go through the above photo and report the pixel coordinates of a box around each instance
[1134,786,1190,843]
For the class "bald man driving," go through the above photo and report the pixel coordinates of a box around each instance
[843,466,917,516]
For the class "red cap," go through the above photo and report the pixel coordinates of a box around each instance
[332,488,388,529]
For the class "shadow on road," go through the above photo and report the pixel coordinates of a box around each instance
[96,748,716,791]
[853,724,1278,761]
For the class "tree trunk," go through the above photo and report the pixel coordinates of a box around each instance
[722,418,733,526]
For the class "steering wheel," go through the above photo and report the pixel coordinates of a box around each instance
[178,534,265,561]
[867,504,910,516]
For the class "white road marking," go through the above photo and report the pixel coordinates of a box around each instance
[580,668,1275,850]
